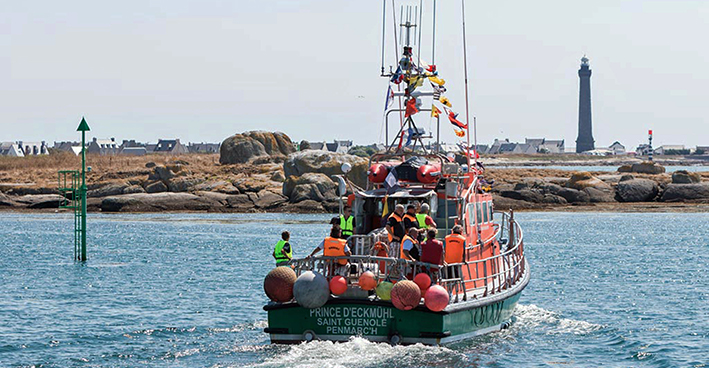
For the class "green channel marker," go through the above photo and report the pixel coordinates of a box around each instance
[77,117,90,261]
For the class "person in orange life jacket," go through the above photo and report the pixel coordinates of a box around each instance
[444,225,466,279]
[306,226,352,276]
[401,227,421,261]
[403,204,426,242]
[420,228,444,281]
[386,204,406,243]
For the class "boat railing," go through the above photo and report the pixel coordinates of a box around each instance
[287,210,525,304]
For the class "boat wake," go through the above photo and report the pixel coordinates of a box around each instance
[512,304,604,336]
[249,336,464,368]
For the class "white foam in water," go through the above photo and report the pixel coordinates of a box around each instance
[514,304,603,335]
[211,320,268,333]
[249,336,463,368]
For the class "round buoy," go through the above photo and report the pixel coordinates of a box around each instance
[358,271,377,291]
[413,273,431,292]
[423,285,449,312]
[390,280,421,310]
[263,266,297,303]
[375,281,394,301]
[293,271,330,309]
[329,275,348,295]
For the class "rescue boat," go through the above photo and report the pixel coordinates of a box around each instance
[263,1,528,345]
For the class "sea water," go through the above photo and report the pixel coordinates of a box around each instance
[0,212,707,367]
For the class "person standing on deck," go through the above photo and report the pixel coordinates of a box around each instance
[420,228,444,281]
[444,225,466,279]
[339,205,355,239]
[401,227,421,261]
[403,204,420,231]
[272,231,293,267]
[386,204,405,257]
[416,203,436,230]
[306,227,352,276]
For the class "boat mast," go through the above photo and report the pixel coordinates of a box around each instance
[460,0,473,172]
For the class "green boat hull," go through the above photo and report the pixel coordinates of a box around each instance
[265,289,522,345]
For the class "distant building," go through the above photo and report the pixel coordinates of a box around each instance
[17,141,49,156]
[0,142,24,157]
[609,141,626,155]
[583,148,612,156]
[87,137,119,155]
[696,146,709,154]
[526,138,565,154]
[153,139,189,154]
[654,145,686,156]
[326,140,353,154]
[119,147,148,156]
[512,143,537,154]
[188,142,221,154]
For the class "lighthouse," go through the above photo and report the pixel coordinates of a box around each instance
[576,56,595,153]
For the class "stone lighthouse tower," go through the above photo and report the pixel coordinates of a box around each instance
[576,55,595,153]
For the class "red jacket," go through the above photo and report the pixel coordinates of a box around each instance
[420,239,443,265]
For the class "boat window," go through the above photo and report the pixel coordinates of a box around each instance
[488,201,494,221]
[482,201,489,223]
[476,202,482,224]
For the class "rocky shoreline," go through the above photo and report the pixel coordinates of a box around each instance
[1,131,708,214]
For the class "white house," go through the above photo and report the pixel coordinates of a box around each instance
[0,142,25,157]
[609,141,626,155]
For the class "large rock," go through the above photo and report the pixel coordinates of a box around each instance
[615,179,659,202]
[630,162,665,174]
[145,181,168,193]
[660,183,709,202]
[283,150,368,188]
[283,173,337,203]
[100,193,215,212]
[193,180,240,194]
[148,165,176,182]
[87,183,128,198]
[557,188,590,203]
[14,194,66,208]
[0,192,16,207]
[565,172,611,191]
[253,189,288,209]
[220,131,295,164]
[582,187,615,203]
[167,177,203,192]
[671,170,701,184]
[500,189,544,203]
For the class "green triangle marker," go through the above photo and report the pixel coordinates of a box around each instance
[77,117,91,132]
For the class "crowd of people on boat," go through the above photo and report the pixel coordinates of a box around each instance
[272,202,468,280]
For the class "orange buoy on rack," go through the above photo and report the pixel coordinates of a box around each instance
[390,280,422,310]
[413,273,431,292]
[424,285,449,312]
[358,271,378,291]
[329,275,348,295]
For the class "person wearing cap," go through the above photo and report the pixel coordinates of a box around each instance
[403,204,419,230]
[416,203,436,229]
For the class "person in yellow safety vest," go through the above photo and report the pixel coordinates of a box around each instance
[306,227,352,275]
[339,205,355,239]
[272,231,293,267]
[416,203,436,229]
[400,227,421,261]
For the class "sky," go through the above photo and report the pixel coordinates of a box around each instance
[2,0,708,149]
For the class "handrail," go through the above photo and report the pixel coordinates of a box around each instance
[287,210,526,303]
